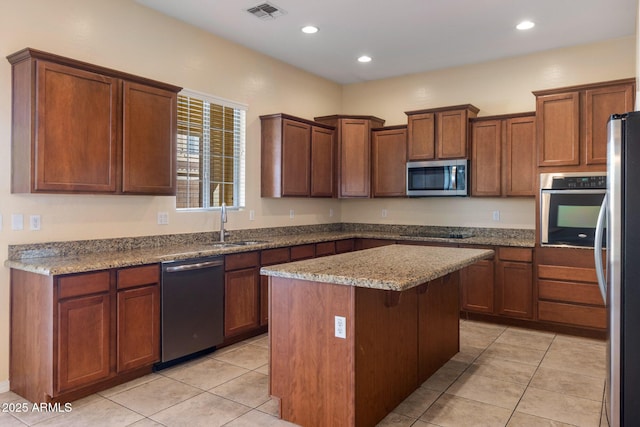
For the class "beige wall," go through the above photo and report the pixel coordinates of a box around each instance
[0,0,636,387]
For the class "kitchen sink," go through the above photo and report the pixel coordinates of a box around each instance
[209,240,269,248]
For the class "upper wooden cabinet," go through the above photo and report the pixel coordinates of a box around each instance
[533,78,635,168]
[371,125,407,197]
[260,113,335,197]
[7,48,180,195]
[405,105,479,161]
[470,112,536,197]
[315,115,385,198]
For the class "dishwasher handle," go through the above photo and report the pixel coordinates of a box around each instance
[164,259,224,273]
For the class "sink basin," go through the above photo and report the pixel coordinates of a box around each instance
[209,243,242,248]
[230,240,269,246]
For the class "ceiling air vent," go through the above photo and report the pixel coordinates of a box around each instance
[246,2,286,20]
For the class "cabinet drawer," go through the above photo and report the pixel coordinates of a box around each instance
[58,271,110,299]
[538,300,606,329]
[261,247,290,266]
[538,264,597,283]
[315,241,336,257]
[117,264,160,290]
[539,280,604,306]
[290,244,315,261]
[225,251,260,271]
[498,247,532,263]
[335,239,355,253]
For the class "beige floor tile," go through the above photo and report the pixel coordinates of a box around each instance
[0,391,22,404]
[494,328,555,351]
[529,366,604,402]
[255,363,269,375]
[467,357,537,385]
[108,376,201,417]
[249,334,269,348]
[224,408,300,426]
[211,341,251,357]
[507,411,576,426]
[516,387,602,427]
[97,373,161,398]
[375,411,416,426]
[452,345,485,364]
[0,412,28,427]
[211,371,270,408]
[421,366,462,392]
[460,328,500,348]
[540,342,606,379]
[446,372,527,410]
[150,392,251,427]
[31,397,144,427]
[128,419,167,427]
[160,357,249,390]
[213,344,269,370]
[256,397,280,417]
[441,357,470,373]
[462,320,508,334]
[6,397,66,425]
[420,393,512,427]
[552,334,606,350]
[478,342,546,366]
[392,386,440,418]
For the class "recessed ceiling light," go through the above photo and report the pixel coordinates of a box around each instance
[516,20,535,30]
[301,25,319,34]
[358,55,372,63]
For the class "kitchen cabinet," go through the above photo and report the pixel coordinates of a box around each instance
[536,246,606,330]
[460,257,495,314]
[7,48,180,195]
[260,247,290,326]
[534,78,634,168]
[371,125,407,197]
[470,113,535,197]
[495,247,534,319]
[290,244,316,261]
[315,241,337,257]
[354,238,395,250]
[405,105,479,161]
[224,252,260,338]
[260,113,335,197]
[314,115,385,198]
[10,264,161,403]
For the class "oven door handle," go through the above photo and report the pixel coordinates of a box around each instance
[540,189,606,195]
[594,194,607,301]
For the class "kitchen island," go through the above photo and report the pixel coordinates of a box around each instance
[260,244,494,427]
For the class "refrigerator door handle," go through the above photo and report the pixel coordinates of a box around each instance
[595,194,607,301]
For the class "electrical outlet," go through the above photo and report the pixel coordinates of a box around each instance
[334,316,346,339]
[29,215,41,231]
[249,210,255,221]
[11,214,23,230]
[157,212,169,225]
[329,208,334,217]
[289,209,295,219]
[381,209,388,218]
[492,210,500,221]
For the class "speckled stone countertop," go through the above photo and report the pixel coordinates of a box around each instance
[5,224,533,276]
[260,245,494,291]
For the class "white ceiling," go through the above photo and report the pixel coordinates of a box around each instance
[136,0,637,85]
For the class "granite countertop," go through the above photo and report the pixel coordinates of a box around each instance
[5,228,532,276]
[260,244,494,291]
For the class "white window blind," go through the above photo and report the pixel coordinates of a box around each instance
[176,89,246,209]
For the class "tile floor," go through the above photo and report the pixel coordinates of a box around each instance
[0,320,606,427]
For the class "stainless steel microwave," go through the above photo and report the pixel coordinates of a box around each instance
[540,172,607,247]
[406,159,468,197]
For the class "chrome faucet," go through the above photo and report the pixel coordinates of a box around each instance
[219,203,228,242]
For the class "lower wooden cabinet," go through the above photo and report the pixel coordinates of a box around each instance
[460,258,495,313]
[224,252,261,338]
[10,264,161,403]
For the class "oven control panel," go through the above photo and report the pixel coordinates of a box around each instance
[550,175,607,189]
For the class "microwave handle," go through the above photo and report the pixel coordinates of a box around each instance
[451,166,457,190]
[594,194,607,301]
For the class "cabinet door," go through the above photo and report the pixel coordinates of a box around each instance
[496,261,533,319]
[505,116,536,196]
[310,125,334,197]
[437,109,468,159]
[584,83,634,165]
[460,259,495,314]
[471,120,502,196]
[339,119,371,197]
[407,112,435,161]
[35,61,118,193]
[122,81,177,195]
[372,127,407,197]
[225,267,260,337]
[117,285,160,372]
[536,92,580,167]
[260,276,269,326]
[280,119,311,196]
[57,294,111,392]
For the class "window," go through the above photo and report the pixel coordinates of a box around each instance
[176,89,246,209]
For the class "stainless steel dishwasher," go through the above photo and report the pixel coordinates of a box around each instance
[158,256,224,367]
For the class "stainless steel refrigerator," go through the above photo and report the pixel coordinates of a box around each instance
[596,111,640,427]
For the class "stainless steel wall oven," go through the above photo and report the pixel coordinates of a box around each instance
[540,172,607,247]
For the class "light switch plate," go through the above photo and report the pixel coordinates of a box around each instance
[29,215,41,231]
[11,214,23,230]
